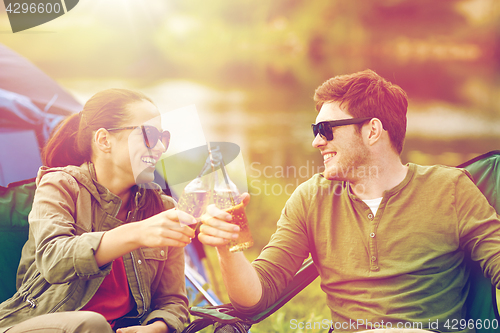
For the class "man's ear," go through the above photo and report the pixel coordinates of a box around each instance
[366,118,384,146]
[94,128,112,153]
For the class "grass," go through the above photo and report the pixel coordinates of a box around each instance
[250,278,331,333]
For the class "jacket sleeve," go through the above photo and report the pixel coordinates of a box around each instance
[28,171,110,284]
[143,194,189,332]
[456,170,500,288]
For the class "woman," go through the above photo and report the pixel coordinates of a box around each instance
[0,89,195,333]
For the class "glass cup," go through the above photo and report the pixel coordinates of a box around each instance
[177,189,209,230]
[224,201,253,253]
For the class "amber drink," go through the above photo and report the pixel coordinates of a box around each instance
[225,202,253,252]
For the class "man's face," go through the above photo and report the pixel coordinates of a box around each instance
[312,101,369,181]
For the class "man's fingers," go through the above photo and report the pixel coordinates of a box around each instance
[205,204,232,221]
[198,233,231,246]
[201,213,239,232]
[240,192,250,207]
[199,223,239,240]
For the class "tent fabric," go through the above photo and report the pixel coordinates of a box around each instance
[0,44,81,116]
[0,43,81,185]
[0,88,65,146]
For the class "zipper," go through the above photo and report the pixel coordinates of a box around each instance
[19,272,43,309]
[130,251,147,316]
[48,282,79,313]
[0,294,36,320]
[25,296,36,308]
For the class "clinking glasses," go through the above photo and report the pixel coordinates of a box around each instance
[311,117,372,141]
[107,125,171,150]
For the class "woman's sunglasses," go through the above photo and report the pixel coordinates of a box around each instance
[107,125,171,150]
[311,117,372,141]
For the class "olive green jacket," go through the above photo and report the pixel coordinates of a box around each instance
[0,163,189,332]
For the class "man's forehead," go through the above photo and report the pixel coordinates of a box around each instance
[315,101,349,123]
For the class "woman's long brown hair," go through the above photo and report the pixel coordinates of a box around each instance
[42,88,153,168]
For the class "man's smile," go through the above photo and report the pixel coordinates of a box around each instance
[323,152,336,163]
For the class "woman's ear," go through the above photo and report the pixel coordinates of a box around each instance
[94,128,112,153]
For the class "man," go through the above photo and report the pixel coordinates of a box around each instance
[198,69,500,332]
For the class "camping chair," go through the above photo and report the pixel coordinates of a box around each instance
[0,178,220,308]
[185,150,500,333]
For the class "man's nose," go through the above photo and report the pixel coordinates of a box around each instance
[312,134,326,148]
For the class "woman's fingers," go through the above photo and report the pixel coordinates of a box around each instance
[159,195,252,248]
[158,226,193,244]
[166,208,197,227]
[137,210,196,248]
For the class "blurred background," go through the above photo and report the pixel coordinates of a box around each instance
[1,0,500,331]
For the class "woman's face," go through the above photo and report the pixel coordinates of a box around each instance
[111,100,166,186]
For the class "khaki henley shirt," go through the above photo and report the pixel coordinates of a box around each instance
[236,163,500,332]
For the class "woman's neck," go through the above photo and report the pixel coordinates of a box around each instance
[92,159,133,208]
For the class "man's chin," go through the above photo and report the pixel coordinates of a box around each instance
[323,167,340,181]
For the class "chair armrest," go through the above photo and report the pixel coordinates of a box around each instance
[246,257,319,322]
[189,258,319,325]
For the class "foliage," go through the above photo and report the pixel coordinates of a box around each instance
[3,0,499,109]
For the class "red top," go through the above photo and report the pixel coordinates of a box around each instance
[81,257,136,329]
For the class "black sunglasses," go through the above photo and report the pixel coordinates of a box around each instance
[107,125,171,150]
[311,117,372,141]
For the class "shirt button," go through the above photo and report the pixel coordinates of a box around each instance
[371,256,377,262]
[138,260,142,265]
[368,213,374,220]
[160,250,165,256]
[370,232,375,238]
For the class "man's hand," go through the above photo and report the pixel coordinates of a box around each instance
[197,193,262,306]
[198,193,250,248]
[116,320,168,333]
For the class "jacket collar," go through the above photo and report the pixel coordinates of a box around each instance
[37,162,163,220]
[86,161,163,221]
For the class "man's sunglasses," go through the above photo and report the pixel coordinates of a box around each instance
[107,125,171,150]
[311,117,372,141]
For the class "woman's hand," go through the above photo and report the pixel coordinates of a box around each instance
[116,320,168,333]
[95,208,195,267]
[198,193,250,248]
[136,208,196,248]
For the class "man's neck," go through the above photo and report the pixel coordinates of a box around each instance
[350,160,408,200]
